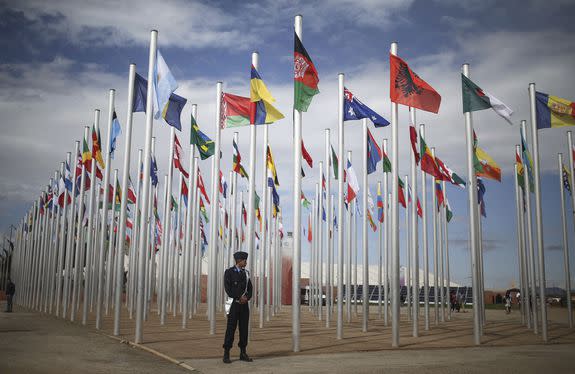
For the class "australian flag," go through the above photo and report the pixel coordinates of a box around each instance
[343,87,389,127]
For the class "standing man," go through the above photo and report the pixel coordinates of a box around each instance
[5,278,15,312]
[222,251,253,364]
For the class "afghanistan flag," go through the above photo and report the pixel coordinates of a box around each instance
[190,114,215,160]
[390,54,441,113]
[221,92,250,128]
[294,32,319,112]
[535,91,575,129]
[461,74,513,124]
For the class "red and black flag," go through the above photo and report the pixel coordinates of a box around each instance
[390,54,441,113]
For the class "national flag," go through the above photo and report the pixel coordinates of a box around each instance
[461,74,513,124]
[127,176,137,204]
[294,32,319,112]
[250,65,284,125]
[520,128,534,189]
[219,171,228,198]
[409,125,420,164]
[82,138,92,165]
[307,215,312,243]
[197,169,210,204]
[331,145,339,179]
[435,180,444,208]
[417,197,423,218]
[241,201,247,224]
[535,91,575,130]
[478,178,487,217]
[153,50,178,121]
[445,197,454,223]
[367,128,382,174]
[377,183,384,223]
[232,139,249,178]
[302,140,313,168]
[133,72,186,130]
[173,134,189,178]
[301,192,311,209]
[419,132,441,178]
[254,192,261,225]
[199,197,209,223]
[343,87,389,127]
[190,114,215,160]
[563,164,572,195]
[110,111,121,159]
[266,145,279,186]
[382,145,392,173]
[170,194,178,211]
[272,183,280,217]
[390,53,441,113]
[516,147,526,190]
[367,210,377,232]
[92,125,105,170]
[63,161,72,192]
[221,92,251,128]
[474,146,501,182]
[181,179,189,207]
[435,156,466,188]
[150,156,159,187]
[58,174,71,208]
[398,177,407,208]
[345,160,359,203]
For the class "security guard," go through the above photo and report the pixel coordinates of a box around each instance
[222,251,253,364]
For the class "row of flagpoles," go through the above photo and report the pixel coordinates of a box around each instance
[3,14,574,353]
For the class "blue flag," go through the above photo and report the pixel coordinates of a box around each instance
[110,111,122,159]
[477,178,486,217]
[151,156,158,187]
[132,73,186,131]
[366,128,382,174]
[344,87,390,127]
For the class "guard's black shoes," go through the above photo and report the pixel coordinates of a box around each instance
[223,350,231,364]
[239,351,253,362]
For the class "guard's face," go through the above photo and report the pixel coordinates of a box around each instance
[236,259,247,268]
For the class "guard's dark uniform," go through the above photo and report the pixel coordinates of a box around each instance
[222,265,252,350]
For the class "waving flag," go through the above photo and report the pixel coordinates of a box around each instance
[478,178,487,217]
[302,140,313,168]
[250,65,284,125]
[536,91,575,129]
[127,176,137,204]
[377,183,384,223]
[82,138,92,165]
[181,179,189,207]
[382,145,392,173]
[367,210,377,232]
[343,87,389,127]
[419,132,441,178]
[197,168,210,204]
[417,197,423,218]
[267,145,279,186]
[446,197,453,222]
[367,128,382,174]
[398,177,407,208]
[221,92,250,128]
[199,197,209,222]
[390,54,441,113]
[331,145,339,180]
[242,201,247,224]
[409,125,420,164]
[173,134,189,178]
[520,128,534,190]
[435,156,466,188]
[474,146,501,182]
[150,156,158,187]
[294,32,319,112]
[190,114,215,160]
[462,74,513,124]
[435,180,444,208]
[563,164,572,195]
[110,111,121,159]
[153,50,178,120]
[301,192,311,209]
[92,126,105,169]
[345,160,359,203]
[232,139,249,178]
[307,215,313,243]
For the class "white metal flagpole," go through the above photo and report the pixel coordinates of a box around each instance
[325,128,332,327]
[259,114,269,328]
[383,139,389,327]
[410,108,419,336]
[336,71,345,340]
[558,153,573,328]
[362,119,369,332]
[566,132,575,328]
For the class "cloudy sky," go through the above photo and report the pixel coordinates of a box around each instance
[1,0,574,289]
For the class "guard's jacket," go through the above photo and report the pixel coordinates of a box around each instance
[224,266,253,302]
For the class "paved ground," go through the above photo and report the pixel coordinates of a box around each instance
[1,300,574,373]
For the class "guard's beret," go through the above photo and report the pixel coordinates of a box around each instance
[233,251,248,261]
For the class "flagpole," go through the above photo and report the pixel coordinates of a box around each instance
[231,132,238,258]
[558,153,573,328]
[318,163,324,321]
[362,118,369,332]
[566,132,575,328]
[443,180,450,321]
[462,63,480,345]
[437,175,445,323]
[129,149,143,318]
[48,172,59,313]
[409,108,419,336]
[191,158,200,317]
[521,120,538,334]
[377,180,383,319]
[383,138,389,327]
[55,156,70,317]
[405,174,411,322]
[514,161,528,327]
[390,42,400,347]
[266,183,272,321]
[325,128,332,327]
[63,141,80,318]
[134,29,157,344]
[346,153,352,323]
[292,15,303,352]
[259,117,269,328]
[336,72,345,340]
[181,111,195,326]
[528,83,548,341]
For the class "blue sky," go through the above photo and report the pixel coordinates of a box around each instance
[1,0,574,289]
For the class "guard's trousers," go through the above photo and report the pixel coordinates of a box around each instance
[223,302,249,349]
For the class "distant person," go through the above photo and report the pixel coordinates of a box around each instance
[222,251,253,364]
[505,295,512,314]
[5,278,15,312]
[450,291,457,312]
